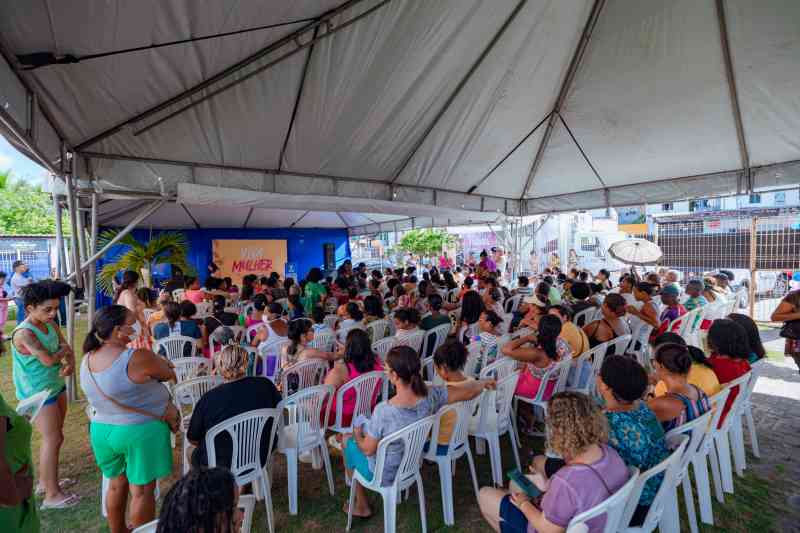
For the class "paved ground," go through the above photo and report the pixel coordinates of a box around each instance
[748,334,800,532]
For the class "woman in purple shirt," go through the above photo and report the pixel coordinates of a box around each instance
[478,392,630,533]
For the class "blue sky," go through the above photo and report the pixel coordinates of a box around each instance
[0,135,47,185]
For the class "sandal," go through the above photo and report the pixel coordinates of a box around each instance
[36,478,78,497]
[40,493,80,510]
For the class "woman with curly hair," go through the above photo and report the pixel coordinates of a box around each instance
[157,467,242,533]
[478,391,630,532]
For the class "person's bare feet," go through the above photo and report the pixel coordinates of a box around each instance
[343,501,372,518]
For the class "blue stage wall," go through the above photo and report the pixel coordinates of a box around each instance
[95,227,351,307]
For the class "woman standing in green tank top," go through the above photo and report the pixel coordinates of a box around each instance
[11,281,78,509]
[0,390,39,532]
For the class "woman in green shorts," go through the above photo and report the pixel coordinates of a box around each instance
[11,280,77,510]
[0,389,39,532]
[80,305,177,533]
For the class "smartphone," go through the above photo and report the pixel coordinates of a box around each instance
[507,468,541,498]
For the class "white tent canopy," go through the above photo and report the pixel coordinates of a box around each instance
[1,0,799,233]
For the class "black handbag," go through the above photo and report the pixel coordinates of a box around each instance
[779,320,800,340]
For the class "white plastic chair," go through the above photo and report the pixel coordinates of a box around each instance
[174,375,224,474]
[733,366,761,464]
[479,356,518,381]
[323,314,340,330]
[664,390,727,533]
[446,288,459,304]
[329,371,386,435]
[173,357,211,382]
[154,335,198,361]
[171,288,185,301]
[713,373,753,495]
[366,318,390,342]
[620,436,690,533]
[504,294,522,313]
[206,406,283,533]
[195,301,212,318]
[324,297,339,314]
[257,338,289,381]
[395,330,425,355]
[464,342,483,378]
[425,398,481,525]
[573,307,596,327]
[310,330,335,352]
[346,415,435,533]
[372,336,396,361]
[626,319,654,370]
[513,357,572,438]
[280,358,329,394]
[278,384,335,515]
[469,370,522,486]
[565,466,640,533]
[420,323,451,357]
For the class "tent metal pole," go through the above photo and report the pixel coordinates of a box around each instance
[64,161,84,290]
[180,204,201,229]
[87,193,98,326]
[52,194,67,278]
[520,0,606,200]
[390,0,528,183]
[715,0,751,192]
[132,0,392,138]
[66,200,166,282]
[73,0,368,151]
[63,147,82,402]
[0,105,59,176]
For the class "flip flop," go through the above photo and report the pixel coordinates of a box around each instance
[40,493,80,510]
[36,478,77,496]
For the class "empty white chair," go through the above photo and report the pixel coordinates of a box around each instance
[425,398,481,526]
[278,385,335,515]
[627,319,654,370]
[257,339,290,381]
[513,357,572,438]
[206,407,283,533]
[566,346,597,396]
[620,436,690,533]
[173,357,211,382]
[174,375,224,474]
[420,323,451,357]
[280,358,329,394]
[372,336,396,361]
[346,415,436,533]
[469,371,521,486]
[366,318,390,342]
[154,335,197,361]
[565,466,640,533]
[329,371,386,435]
[323,314,340,330]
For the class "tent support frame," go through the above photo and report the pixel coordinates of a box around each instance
[520,0,606,201]
[715,0,751,192]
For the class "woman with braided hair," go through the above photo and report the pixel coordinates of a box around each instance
[157,467,242,533]
[187,344,281,469]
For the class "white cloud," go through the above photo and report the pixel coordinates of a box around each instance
[0,152,11,169]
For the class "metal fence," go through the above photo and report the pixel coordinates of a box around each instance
[0,249,53,281]
[650,209,800,321]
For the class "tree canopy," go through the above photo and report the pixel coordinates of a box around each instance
[397,228,455,257]
[0,170,65,235]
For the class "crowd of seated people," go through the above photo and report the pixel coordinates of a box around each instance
[71,257,768,533]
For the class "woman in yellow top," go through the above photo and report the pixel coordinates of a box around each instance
[431,341,474,453]
[652,333,720,397]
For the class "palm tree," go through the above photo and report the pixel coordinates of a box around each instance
[96,230,195,295]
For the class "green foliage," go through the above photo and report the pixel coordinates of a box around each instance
[96,230,195,295]
[397,229,455,257]
[0,169,67,235]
